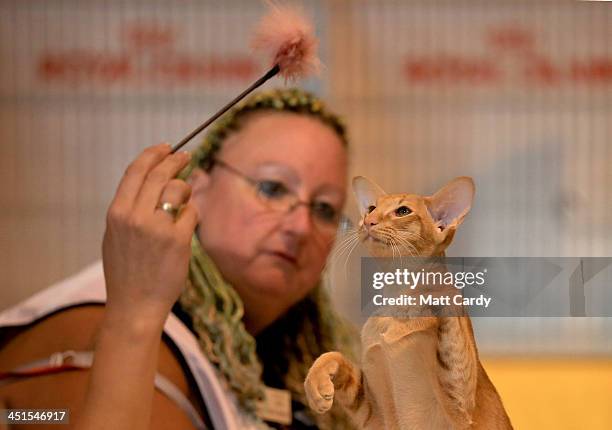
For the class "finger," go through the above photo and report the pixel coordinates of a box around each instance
[155,180,192,222]
[175,203,199,238]
[159,179,193,207]
[111,143,172,211]
[135,151,192,213]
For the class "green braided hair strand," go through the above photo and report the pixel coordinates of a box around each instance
[179,87,348,179]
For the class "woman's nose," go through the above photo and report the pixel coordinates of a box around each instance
[281,203,314,237]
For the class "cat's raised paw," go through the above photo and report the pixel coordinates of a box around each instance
[304,356,339,414]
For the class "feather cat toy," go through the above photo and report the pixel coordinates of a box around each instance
[172,2,320,153]
[305,177,513,429]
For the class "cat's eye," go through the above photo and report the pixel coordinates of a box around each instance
[367,205,376,213]
[395,206,412,216]
[256,180,289,199]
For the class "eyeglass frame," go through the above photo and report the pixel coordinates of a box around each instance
[208,157,350,233]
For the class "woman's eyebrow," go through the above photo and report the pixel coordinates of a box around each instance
[313,184,345,201]
[253,162,300,184]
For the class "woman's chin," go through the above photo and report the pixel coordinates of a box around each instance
[246,267,302,297]
[232,255,319,304]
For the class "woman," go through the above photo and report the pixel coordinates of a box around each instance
[0,89,356,429]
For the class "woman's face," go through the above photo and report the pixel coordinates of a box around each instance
[190,111,348,315]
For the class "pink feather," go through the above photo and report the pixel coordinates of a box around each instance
[251,2,321,82]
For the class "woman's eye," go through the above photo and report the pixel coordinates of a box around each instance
[313,202,338,223]
[257,180,289,199]
[395,206,412,216]
[368,205,376,213]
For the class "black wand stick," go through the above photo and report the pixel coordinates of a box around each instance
[171,64,280,153]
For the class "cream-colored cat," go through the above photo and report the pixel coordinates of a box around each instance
[305,176,512,429]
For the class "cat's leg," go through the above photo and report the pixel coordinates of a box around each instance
[435,316,479,427]
[304,351,370,422]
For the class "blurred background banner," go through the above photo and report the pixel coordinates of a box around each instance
[1,1,611,428]
[0,0,327,308]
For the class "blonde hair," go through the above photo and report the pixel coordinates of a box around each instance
[178,88,357,428]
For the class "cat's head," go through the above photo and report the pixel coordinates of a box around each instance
[352,176,475,257]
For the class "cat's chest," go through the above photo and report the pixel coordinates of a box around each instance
[360,316,395,350]
[361,315,439,350]
[359,315,448,426]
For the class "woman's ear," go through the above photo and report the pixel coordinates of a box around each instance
[425,176,475,242]
[352,176,387,217]
[188,167,211,199]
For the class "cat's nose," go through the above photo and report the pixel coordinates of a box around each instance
[364,215,377,228]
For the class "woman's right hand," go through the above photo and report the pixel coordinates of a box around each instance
[101,143,198,326]
[77,144,198,430]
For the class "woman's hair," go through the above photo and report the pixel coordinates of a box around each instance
[183,87,348,174]
[178,88,357,429]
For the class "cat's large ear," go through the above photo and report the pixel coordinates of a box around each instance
[352,176,387,216]
[425,177,475,243]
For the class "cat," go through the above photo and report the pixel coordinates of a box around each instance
[304,176,513,429]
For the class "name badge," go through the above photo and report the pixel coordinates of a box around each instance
[255,386,292,425]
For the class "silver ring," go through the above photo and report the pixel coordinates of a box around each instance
[156,201,180,218]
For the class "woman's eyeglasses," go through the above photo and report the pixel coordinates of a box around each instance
[210,158,344,233]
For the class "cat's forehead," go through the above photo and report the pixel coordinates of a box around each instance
[376,193,424,206]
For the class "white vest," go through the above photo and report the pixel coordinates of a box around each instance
[0,261,262,430]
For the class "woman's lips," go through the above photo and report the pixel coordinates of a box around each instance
[267,251,299,266]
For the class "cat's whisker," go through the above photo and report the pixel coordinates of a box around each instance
[342,236,361,279]
[394,235,418,258]
[334,239,359,271]
[376,232,400,261]
[393,239,406,260]
[401,239,419,258]
[388,237,400,261]
[331,232,359,268]
[404,234,425,246]
[332,231,359,255]
[392,241,401,262]
[331,232,360,266]
[331,237,353,259]
[389,237,397,261]
[401,230,426,243]
[394,234,416,254]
